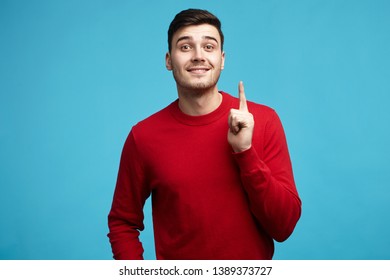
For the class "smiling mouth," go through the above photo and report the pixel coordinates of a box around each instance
[187,67,210,74]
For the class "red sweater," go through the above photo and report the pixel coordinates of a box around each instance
[108,92,301,260]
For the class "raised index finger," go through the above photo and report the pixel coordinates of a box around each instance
[239,81,248,112]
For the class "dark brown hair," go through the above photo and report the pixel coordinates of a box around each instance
[167,9,224,52]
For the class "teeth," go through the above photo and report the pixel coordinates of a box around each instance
[190,69,207,73]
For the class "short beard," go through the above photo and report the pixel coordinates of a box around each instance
[172,70,221,95]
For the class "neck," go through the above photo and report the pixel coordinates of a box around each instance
[177,86,222,116]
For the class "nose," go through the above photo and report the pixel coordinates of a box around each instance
[191,46,205,63]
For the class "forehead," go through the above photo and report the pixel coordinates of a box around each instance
[172,24,221,42]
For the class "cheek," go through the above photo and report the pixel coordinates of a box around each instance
[209,54,224,68]
[170,53,191,66]
[211,58,223,70]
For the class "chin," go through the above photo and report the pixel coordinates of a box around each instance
[179,78,219,90]
[184,82,216,93]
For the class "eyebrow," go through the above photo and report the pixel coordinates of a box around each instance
[176,35,219,45]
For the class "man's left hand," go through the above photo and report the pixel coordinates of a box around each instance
[228,81,254,153]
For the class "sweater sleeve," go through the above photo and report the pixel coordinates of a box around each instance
[107,130,150,259]
[233,110,301,242]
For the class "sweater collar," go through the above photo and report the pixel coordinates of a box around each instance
[169,91,233,126]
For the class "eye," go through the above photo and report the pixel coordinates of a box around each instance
[180,44,192,51]
[204,44,215,51]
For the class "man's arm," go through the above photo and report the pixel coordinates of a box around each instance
[228,82,301,242]
[107,131,150,259]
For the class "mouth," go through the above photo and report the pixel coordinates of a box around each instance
[187,66,211,74]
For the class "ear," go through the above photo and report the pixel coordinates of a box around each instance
[165,52,172,71]
[221,51,225,70]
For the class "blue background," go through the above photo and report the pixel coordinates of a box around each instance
[1,0,389,260]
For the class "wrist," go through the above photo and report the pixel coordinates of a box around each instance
[232,144,252,154]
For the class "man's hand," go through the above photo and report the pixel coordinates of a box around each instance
[228,81,255,153]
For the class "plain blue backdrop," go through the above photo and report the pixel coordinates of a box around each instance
[1,0,389,260]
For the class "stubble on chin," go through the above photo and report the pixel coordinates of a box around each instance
[172,69,220,95]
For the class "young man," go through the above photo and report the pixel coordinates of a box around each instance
[108,9,301,260]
